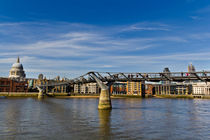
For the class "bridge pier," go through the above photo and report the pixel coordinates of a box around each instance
[90,73,112,110]
[98,89,112,110]
[37,86,44,99]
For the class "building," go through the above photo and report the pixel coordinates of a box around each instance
[74,83,100,94]
[0,78,28,92]
[9,56,26,81]
[126,81,145,96]
[192,82,210,96]
[80,84,88,94]
[163,67,170,73]
[162,67,171,84]
[145,84,155,95]
[110,82,127,95]
[51,77,70,93]
[0,56,27,92]
[154,83,192,95]
[188,63,196,72]
[87,83,99,94]
[186,63,198,83]
[74,84,81,94]
[28,74,70,93]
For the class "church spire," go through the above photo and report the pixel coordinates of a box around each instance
[17,56,20,63]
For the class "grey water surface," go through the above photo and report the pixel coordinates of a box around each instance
[0,98,209,140]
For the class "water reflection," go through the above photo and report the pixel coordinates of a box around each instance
[4,102,20,137]
[2,99,28,139]
[98,110,111,139]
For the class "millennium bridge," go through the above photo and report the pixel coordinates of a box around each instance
[37,71,210,109]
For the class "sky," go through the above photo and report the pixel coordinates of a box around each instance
[1,0,210,78]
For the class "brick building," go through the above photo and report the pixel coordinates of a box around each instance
[0,78,28,92]
[110,82,127,95]
[145,84,155,95]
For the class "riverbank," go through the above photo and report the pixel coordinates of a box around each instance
[154,94,194,99]
[154,94,210,99]
[0,92,38,97]
[1,92,210,99]
[55,94,145,99]
[0,92,146,99]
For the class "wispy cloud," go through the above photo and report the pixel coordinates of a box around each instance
[0,21,210,78]
[189,16,201,20]
[0,15,13,20]
[120,22,171,32]
[196,5,210,13]
[188,33,210,40]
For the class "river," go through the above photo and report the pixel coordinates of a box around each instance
[0,97,209,140]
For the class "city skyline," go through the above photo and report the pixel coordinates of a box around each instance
[1,0,210,78]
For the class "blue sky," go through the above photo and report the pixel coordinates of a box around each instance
[1,0,210,78]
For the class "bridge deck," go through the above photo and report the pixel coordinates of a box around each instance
[37,71,210,87]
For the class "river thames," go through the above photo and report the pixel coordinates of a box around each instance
[0,98,209,140]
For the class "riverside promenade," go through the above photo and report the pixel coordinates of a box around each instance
[1,92,210,99]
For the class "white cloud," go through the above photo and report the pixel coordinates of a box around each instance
[0,21,210,78]
[120,22,171,32]
[190,16,201,20]
[189,33,210,40]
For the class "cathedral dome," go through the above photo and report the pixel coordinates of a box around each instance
[12,63,23,69]
[9,57,26,80]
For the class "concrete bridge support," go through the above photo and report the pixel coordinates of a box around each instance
[98,89,112,110]
[37,86,44,99]
[91,73,112,110]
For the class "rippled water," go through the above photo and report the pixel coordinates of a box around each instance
[0,97,210,140]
